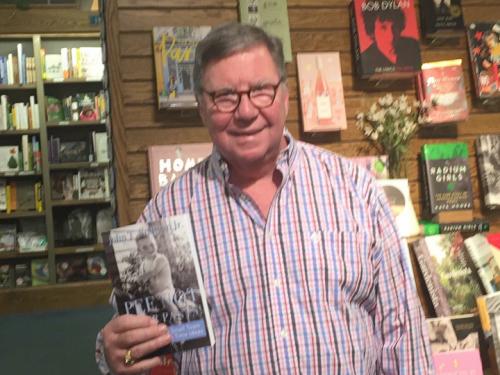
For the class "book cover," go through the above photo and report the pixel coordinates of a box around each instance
[44,54,63,81]
[54,208,94,247]
[467,22,500,99]
[78,168,109,200]
[51,172,78,201]
[435,220,490,234]
[76,92,98,121]
[58,141,89,163]
[0,264,13,288]
[87,253,108,280]
[56,254,88,283]
[376,178,420,238]
[476,135,500,210]
[104,214,215,354]
[94,132,109,163]
[148,143,212,197]
[419,0,464,38]
[484,292,500,371]
[464,233,500,294]
[421,142,473,221]
[418,59,469,125]
[31,258,49,286]
[152,26,211,109]
[296,52,347,133]
[432,350,483,374]
[0,224,16,252]
[79,47,104,80]
[427,314,481,353]
[0,146,19,173]
[351,0,421,79]
[412,232,482,316]
[350,155,389,179]
[0,179,6,211]
[16,180,35,211]
[238,0,293,62]
[14,262,31,287]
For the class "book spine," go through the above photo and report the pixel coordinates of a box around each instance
[34,182,43,212]
[439,220,490,234]
[349,2,363,78]
[412,239,452,316]
[475,137,499,210]
[420,152,433,218]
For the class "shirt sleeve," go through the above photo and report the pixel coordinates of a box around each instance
[371,188,434,374]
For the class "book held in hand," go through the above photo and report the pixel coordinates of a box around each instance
[104,214,215,354]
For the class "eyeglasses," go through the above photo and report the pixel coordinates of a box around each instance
[203,78,285,113]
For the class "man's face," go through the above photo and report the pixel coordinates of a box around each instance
[137,237,156,257]
[374,18,396,53]
[198,44,289,169]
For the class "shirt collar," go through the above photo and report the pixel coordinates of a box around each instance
[210,128,297,184]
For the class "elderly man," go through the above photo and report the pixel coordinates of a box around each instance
[97,22,433,374]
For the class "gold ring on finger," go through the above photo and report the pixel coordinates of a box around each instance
[124,349,135,367]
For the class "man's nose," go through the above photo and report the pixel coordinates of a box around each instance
[234,93,259,120]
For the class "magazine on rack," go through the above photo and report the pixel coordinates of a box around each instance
[103,214,214,354]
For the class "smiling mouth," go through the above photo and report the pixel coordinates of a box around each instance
[231,128,264,137]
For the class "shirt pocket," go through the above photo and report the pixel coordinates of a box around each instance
[292,230,375,308]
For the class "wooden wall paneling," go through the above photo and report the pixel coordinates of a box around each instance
[106,0,500,238]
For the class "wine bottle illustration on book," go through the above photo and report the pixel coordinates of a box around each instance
[315,56,332,124]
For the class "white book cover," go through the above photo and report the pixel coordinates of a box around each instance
[7,53,14,84]
[0,180,6,211]
[104,214,215,354]
[0,95,8,130]
[94,132,109,163]
[79,47,103,80]
[0,146,19,172]
[78,168,109,200]
[44,54,63,81]
[16,43,23,84]
[464,234,500,294]
[377,178,420,238]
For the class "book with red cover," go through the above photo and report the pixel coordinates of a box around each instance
[297,52,347,132]
[350,0,421,79]
[467,22,500,99]
[417,59,469,124]
[148,143,212,197]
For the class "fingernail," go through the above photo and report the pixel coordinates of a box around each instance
[158,324,168,332]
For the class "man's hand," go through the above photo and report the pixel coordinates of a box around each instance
[101,314,172,374]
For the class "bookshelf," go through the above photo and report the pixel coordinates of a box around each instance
[0,33,113,313]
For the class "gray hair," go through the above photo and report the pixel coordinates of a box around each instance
[193,22,286,97]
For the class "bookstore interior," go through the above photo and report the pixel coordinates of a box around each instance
[1,0,500,373]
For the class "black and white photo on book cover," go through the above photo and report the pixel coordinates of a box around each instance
[104,214,214,353]
[476,134,500,208]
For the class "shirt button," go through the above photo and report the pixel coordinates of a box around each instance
[280,329,287,338]
[311,231,320,244]
[273,279,280,288]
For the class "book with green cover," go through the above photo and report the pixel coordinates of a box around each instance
[421,142,473,222]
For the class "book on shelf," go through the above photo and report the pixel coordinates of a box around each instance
[420,219,490,236]
[467,22,500,99]
[0,179,6,211]
[44,53,63,81]
[34,181,43,212]
[427,313,482,353]
[412,232,482,316]
[79,47,104,81]
[31,258,49,286]
[350,155,389,179]
[350,0,421,80]
[420,142,473,223]
[0,264,13,288]
[17,232,47,253]
[78,168,110,200]
[14,262,31,287]
[0,146,20,173]
[58,141,89,163]
[477,291,500,371]
[6,182,17,213]
[464,233,500,294]
[0,95,8,130]
[51,171,78,200]
[417,59,468,125]
[87,253,108,280]
[419,0,464,39]
[152,26,211,109]
[46,96,64,122]
[16,180,36,211]
[148,143,212,197]
[54,208,94,246]
[296,52,347,132]
[96,207,113,244]
[103,214,215,354]
[93,132,109,163]
[376,178,420,238]
[0,224,16,252]
[56,254,88,283]
[476,135,500,210]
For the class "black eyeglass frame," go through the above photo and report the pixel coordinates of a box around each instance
[202,77,286,113]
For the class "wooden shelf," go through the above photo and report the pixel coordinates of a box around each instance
[0,129,40,136]
[0,250,47,260]
[0,83,36,90]
[50,161,109,170]
[53,243,104,255]
[50,198,111,207]
[0,170,42,177]
[46,120,106,127]
[0,210,45,219]
[43,78,103,84]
